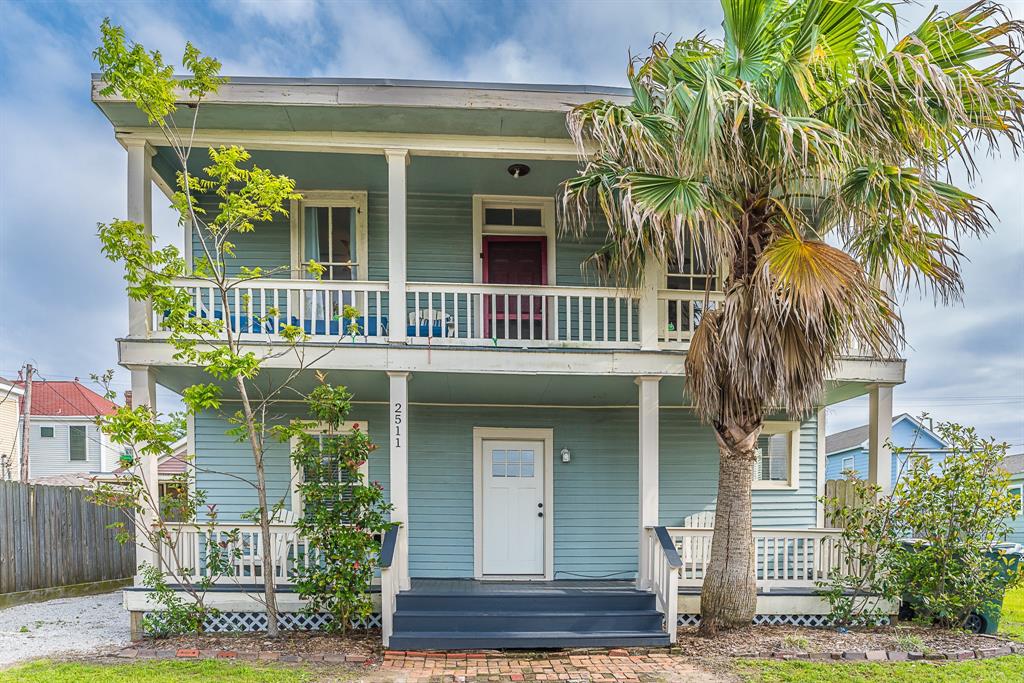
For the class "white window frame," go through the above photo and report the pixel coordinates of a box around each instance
[842,455,856,477]
[68,424,88,462]
[39,425,54,438]
[662,235,724,292]
[751,420,801,491]
[472,195,556,286]
[472,426,554,581]
[288,420,370,517]
[289,191,369,281]
[1008,484,1023,517]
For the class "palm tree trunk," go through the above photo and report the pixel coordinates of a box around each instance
[699,420,761,635]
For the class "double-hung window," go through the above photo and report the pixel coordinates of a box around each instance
[752,421,801,490]
[69,425,87,462]
[665,234,720,335]
[289,422,370,519]
[842,455,856,478]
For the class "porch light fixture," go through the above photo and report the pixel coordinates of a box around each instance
[560,448,571,463]
[507,163,531,178]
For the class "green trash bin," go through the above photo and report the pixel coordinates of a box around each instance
[966,544,1023,634]
[897,541,1023,634]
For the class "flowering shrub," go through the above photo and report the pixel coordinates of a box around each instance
[282,382,395,632]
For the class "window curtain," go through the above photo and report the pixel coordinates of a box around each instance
[303,206,320,266]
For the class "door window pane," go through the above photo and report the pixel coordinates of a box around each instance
[521,450,535,477]
[492,450,506,477]
[506,450,521,477]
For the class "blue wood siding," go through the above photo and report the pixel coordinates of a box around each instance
[193,403,389,520]
[193,401,822,578]
[192,195,292,278]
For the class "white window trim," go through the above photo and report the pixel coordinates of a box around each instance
[288,420,370,518]
[289,190,369,281]
[472,195,556,286]
[68,424,88,462]
[39,426,54,438]
[752,420,801,491]
[1009,484,1023,516]
[842,455,855,476]
[472,427,554,581]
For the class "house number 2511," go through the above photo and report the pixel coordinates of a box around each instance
[393,401,403,448]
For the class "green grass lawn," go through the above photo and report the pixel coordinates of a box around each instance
[1000,583,1024,640]
[0,660,316,683]
[737,656,1024,682]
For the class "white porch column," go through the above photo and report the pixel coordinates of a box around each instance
[385,149,409,344]
[126,139,154,337]
[868,384,894,492]
[388,371,411,590]
[636,375,661,588]
[130,367,159,580]
[639,259,661,351]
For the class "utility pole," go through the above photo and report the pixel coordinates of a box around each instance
[20,364,33,483]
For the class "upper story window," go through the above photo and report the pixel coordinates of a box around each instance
[842,455,856,477]
[752,421,800,490]
[294,192,368,282]
[667,235,718,292]
[1008,484,1023,516]
[40,426,54,438]
[69,425,87,462]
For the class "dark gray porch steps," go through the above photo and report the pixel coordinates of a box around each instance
[389,585,670,650]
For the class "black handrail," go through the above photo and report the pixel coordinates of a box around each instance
[654,526,683,569]
[378,525,399,568]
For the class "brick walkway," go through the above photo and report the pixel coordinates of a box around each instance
[378,650,723,682]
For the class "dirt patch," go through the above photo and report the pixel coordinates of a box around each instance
[674,623,1007,657]
[133,628,382,659]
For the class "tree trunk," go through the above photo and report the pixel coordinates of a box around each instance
[236,378,280,637]
[699,419,761,635]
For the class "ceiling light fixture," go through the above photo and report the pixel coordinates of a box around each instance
[507,163,531,178]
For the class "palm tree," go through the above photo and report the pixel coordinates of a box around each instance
[562,0,1023,634]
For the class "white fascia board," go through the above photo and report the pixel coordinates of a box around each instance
[0,381,24,396]
[118,338,905,384]
[93,79,632,112]
[114,127,584,161]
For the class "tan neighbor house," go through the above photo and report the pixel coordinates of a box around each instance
[0,379,25,480]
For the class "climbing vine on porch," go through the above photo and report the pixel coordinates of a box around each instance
[279,381,395,632]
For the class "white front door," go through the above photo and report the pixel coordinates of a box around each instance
[481,439,545,577]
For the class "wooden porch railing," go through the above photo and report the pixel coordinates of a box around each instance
[159,278,389,341]
[641,526,682,643]
[666,526,848,591]
[157,523,315,584]
[657,290,724,344]
[404,282,641,346]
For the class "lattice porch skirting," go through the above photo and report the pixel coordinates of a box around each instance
[142,611,382,635]
[676,614,890,628]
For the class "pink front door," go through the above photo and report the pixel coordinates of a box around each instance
[483,236,546,338]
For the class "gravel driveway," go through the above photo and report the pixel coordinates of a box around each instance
[0,591,129,667]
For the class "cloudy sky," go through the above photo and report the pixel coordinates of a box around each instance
[0,0,1021,447]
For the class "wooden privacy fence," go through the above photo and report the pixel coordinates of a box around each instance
[823,478,870,528]
[0,480,135,595]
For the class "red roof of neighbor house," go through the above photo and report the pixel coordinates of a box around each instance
[5,379,119,417]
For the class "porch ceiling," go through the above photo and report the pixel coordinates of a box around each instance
[148,365,879,409]
[151,146,580,196]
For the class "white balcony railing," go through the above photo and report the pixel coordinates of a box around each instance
[151,278,739,351]
[657,290,724,344]
[666,526,848,591]
[157,278,390,341]
[405,282,641,347]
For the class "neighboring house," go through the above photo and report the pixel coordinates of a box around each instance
[1004,454,1024,545]
[825,413,950,489]
[96,437,190,517]
[94,76,905,646]
[6,379,120,481]
[0,379,25,480]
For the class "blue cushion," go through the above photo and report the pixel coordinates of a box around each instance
[290,316,388,337]
[407,321,447,338]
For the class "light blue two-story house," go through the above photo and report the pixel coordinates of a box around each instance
[93,75,905,648]
[825,414,950,490]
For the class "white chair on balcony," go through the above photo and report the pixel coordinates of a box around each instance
[409,309,454,338]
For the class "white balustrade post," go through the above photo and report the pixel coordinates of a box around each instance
[639,258,661,350]
[388,371,411,590]
[636,376,661,588]
[868,384,893,493]
[130,367,160,582]
[126,139,154,337]
[385,149,409,343]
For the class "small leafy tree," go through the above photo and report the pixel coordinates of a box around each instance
[92,20,355,636]
[281,382,395,632]
[821,420,1023,627]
